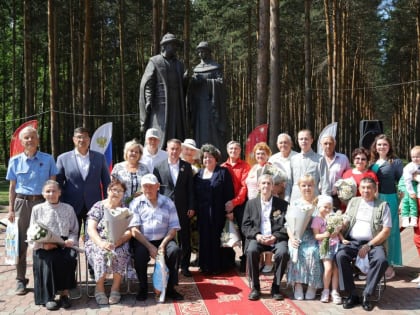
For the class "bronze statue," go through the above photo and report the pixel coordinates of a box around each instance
[139,33,187,149]
[188,41,226,151]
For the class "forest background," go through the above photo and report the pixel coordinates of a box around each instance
[0,0,419,166]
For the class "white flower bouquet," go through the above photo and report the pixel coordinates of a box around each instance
[220,220,241,248]
[334,178,357,203]
[286,202,315,263]
[104,207,133,243]
[27,221,84,252]
[320,210,349,257]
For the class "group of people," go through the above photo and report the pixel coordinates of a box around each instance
[6,123,419,312]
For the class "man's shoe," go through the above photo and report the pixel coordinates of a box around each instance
[362,295,373,311]
[166,288,184,301]
[248,288,261,301]
[46,301,60,311]
[59,295,71,309]
[181,268,192,277]
[15,279,28,295]
[271,285,284,301]
[136,288,148,301]
[343,294,360,309]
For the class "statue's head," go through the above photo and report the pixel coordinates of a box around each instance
[196,41,211,61]
[160,33,180,58]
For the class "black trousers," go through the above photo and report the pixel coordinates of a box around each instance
[131,239,181,291]
[33,247,77,305]
[246,239,289,290]
[335,240,388,296]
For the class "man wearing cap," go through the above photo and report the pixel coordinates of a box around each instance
[139,33,187,149]
[153,138,195,277]
[188,41,226,151]
[140,128,168,173]
[129,174,183,301]
[6,126,58,295]
[221,140,250,271]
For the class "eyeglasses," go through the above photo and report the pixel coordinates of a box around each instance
[110,188,124,194]
[354,157,367,161]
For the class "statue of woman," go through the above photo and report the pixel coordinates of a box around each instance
[188,41,226,151]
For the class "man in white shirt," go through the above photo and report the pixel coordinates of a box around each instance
[320,135,350,208]
[140,128,168,173]
[268,133,297,182]
[336,177,391,311]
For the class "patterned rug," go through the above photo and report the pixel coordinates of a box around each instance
[175,269,304,315]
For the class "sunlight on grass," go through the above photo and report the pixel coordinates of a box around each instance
[0,165,9,207]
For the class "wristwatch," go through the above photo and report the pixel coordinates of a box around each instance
[367,242,374,249]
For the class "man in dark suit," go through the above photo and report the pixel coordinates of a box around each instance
[242,174,289,301]
[56,127,111,234]
[153,138,195,277]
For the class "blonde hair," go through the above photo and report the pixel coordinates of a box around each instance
[123,139,143,161]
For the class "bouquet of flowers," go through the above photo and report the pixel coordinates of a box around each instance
[286,202,315,263]
[334,178,357,203]
[27,221,84,252]
[104,207,133,243]
[220,220,241,248]
[320,210,349,257]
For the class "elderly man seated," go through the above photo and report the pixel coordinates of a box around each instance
[336,177,391,311]
[242,174,289,301]
[129,174,183,301]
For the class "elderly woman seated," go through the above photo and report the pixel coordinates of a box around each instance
[29,180,79,311]
[85,178,132,305]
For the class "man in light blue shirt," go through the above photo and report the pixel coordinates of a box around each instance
[129,174,182,301]
[6,126,57,295]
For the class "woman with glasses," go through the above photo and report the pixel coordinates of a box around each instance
[85,178,132,305]
[111,139,149,203]
[342,147,378,197]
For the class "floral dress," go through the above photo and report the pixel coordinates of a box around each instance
[85,201,131,281]
[287,199,323,288]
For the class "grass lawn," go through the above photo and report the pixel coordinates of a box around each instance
[0,165,8,207]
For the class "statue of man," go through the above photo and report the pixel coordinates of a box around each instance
[188,41,226,151]
[139,33,187,149]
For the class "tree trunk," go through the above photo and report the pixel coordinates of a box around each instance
[256,0,269,126]
[304,0,313,130]
[119,0,126,143]
[416,0,420,144]
[161,0,168,36]
[269,0,280,148]
[48,0,58,157]
[82,0,92,128]
[153,0,160,55]
[23,0,33,117]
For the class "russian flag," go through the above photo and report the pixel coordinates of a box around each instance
[91,122,113,172]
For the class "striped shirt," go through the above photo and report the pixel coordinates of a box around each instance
[129,193,180,241]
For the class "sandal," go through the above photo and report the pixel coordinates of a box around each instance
[95,291,109,305]
[109,291,121,305]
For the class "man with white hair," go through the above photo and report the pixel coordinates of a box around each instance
[129,174,183,301]
[140,128,168,173]
[269,133,297,182]
[6,126,57,295]
[320,135,350,208]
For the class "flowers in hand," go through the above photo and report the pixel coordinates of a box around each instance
[334,178,357,202]
[272,210,281,219]
[320,210,348,257]
[27,223,48,241]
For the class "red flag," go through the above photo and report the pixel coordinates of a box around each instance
[10,120,38,157]
[245,124,268,166]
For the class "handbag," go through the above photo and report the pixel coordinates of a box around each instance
[220,219,241,248]
[5,218,19,265]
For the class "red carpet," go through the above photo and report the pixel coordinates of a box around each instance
[175,270,305,315]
